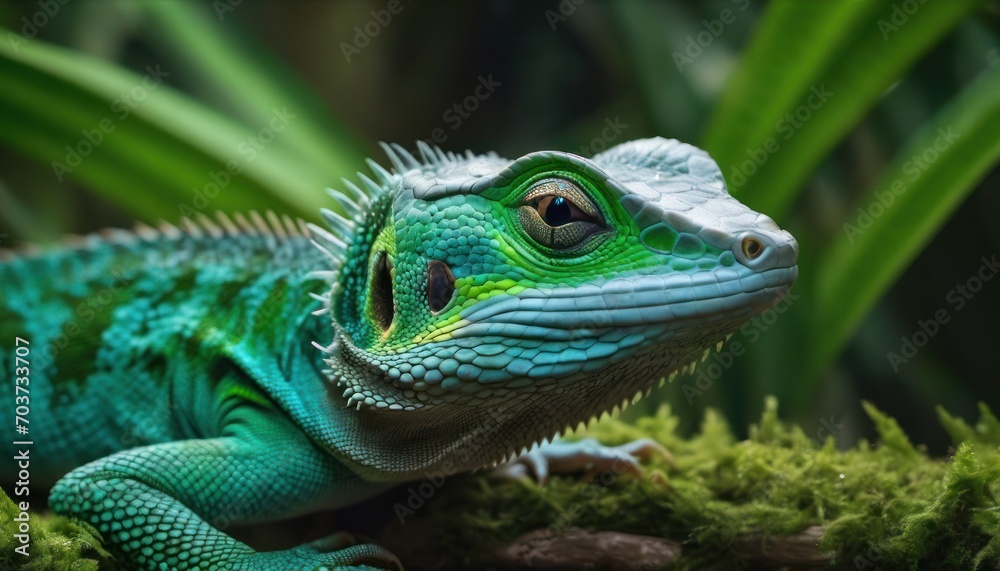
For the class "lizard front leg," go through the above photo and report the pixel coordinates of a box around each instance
[48,421,399,570]
[497,438,671,484]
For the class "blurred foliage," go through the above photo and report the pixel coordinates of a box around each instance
[1,0,999,449]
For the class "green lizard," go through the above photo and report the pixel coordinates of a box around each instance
[1,138,797,570]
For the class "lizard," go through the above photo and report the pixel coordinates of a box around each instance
[0,137,798,570]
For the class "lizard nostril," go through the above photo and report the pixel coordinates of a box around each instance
[733,231,781,269]
[742,237,763,260]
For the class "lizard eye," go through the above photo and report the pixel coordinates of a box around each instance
[536,195,588,226]
[517,178,606,250]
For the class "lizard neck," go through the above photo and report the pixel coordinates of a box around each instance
[275,327,713,483]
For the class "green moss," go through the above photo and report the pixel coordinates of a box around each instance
[5,399,999,569]
[0,488,122,570]
[427,400,1000,570]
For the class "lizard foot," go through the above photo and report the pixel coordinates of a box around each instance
[239,540,403,571]
[496,437,672,485]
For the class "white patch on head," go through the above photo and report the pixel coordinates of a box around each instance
[468,160,497,177]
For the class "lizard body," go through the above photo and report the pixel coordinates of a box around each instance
[1,138,798,570]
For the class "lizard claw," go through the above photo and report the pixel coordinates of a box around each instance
[496,437,672,485]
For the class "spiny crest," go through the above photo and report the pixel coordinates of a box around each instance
[309,187,373,276]
[314,140,490,240]
[381,140,478,174]
[178,210,307,240]
[0,210,308,262]
[310,140,485,299]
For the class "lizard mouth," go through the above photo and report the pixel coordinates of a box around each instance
[323,264,796,413]
[454,264,797,338]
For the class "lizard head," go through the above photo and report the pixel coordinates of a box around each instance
[313,138,797,471]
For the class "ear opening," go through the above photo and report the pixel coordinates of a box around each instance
[371,251,395,332]
[427,260,456,314]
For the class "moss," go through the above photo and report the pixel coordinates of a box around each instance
[426,400,1000,570]
[5,399,999,569]
[0,488,121,571]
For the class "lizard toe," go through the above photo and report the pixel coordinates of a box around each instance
[495,437,672,485]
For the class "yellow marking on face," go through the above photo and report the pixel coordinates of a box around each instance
[413,318,468,344]
[408,277,530,345]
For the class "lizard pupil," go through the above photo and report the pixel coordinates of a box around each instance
[517,178,607,252]
[541,196,572,226]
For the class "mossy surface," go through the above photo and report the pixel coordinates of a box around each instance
[425,398,1000,570]
[0,488,120,571]
[4,399,999,570]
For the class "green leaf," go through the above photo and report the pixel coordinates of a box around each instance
[610,2,709,143]
[702,0,984,220]
[808,65,1000,378]
[702,1,878,174]
[0,31,334,221]
[134,0,365,176]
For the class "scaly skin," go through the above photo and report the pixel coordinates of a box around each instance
[1,138,797,570]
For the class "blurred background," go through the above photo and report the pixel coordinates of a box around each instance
[1,0,999,454]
